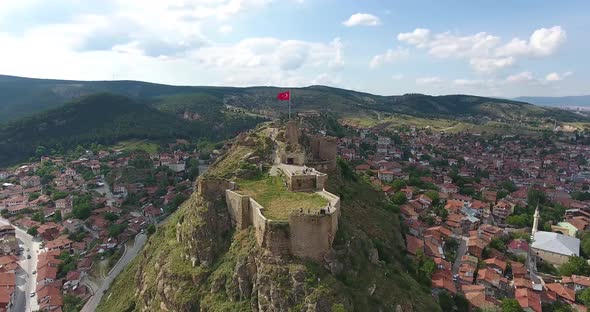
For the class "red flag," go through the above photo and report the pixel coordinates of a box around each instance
[277,91,290,101]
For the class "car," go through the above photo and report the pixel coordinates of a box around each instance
[26,254,31,259]
[32,270,36,275]
[30,292,35,297]
[26,248,30,252]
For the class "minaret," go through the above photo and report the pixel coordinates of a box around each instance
[531,204,540,240]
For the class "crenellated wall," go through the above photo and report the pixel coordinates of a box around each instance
[224,188,341,262]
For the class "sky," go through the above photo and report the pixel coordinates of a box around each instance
[0,0,588,97]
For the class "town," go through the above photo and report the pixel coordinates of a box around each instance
[336,121,590,312]
[0,140,210,311]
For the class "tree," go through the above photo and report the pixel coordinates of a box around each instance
[454,294,469,312]
[35,145,47,157]
[147,224,156,236]
[527,189,547,207]
[53,210,62,222]
[31,211,45,223]
[501,180,517,192]
[438,292,454,312]
[581,232,590,258]
[559,256,590,276]
[392,179,406,191]
[392,192,407,205]
[104,212,119,222]
[501,298,524,312]
[490,238,506,252]
[425,190,439,205]
[27,226,38,236]
[579,287,590,307]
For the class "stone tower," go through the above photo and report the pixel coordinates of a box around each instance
[285,121,300,145]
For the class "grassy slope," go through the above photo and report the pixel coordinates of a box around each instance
[343,113,552,136]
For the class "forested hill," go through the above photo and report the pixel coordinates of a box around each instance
[0,93,263,166]
[0,74,586,124]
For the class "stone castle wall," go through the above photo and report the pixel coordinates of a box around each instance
[288,174,317,192]
[197,178,233,200]
[224,188,341,262]
[225,190,250,230]
[309,135,337,171]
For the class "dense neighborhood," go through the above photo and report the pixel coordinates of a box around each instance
[0,141,209,311]
[337,121,590,312]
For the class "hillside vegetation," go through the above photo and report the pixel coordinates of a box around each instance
[0,75,586,125]
[97,129,440,312]
[0,93,263,166]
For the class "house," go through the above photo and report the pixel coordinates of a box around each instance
[531,231,580,266]
[484,257,507,275]
[37,223,62,241]
[45,237,73,253]
[36,266,58,285]
[37,285,63,311]
[477,267,509,298]
[467,236,486,258]
[0,272,15,289]
[545,283,576,304]
[0,287,13,312]
[462,285,497,311]
[377,169,394,182]
[515,288,542,312]
[562,275,590,292]
[508,239,529,257]
[441,183,459,195]
[405,235,424,257]
[143,204,163,220]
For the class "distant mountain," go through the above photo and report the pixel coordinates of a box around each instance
[0,93,262,166]
[514,95,590,107]
[0,75,586,124]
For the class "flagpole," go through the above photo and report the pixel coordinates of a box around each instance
[288,89,291,120]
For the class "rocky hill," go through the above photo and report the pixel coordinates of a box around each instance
[96,124,441,312]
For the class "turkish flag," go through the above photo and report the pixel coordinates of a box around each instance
[277,91,290,101]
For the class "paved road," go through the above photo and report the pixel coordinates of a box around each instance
[452,236,469,276]
[0,218,41,312]
[81,233,147,312]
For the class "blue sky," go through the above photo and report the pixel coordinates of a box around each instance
[0,0,587,97]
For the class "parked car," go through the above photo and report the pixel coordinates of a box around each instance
[32,270,36,275]
[26,254,31,259]
[30,292,35,297]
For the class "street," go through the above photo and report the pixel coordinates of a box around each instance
[452,236,469,276]
[0,218,41,312]
[80,233,147,312]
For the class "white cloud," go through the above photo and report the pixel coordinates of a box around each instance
[496,26,566,57]
[397,28,430,48]
[391,74,404,80]
[545,71,573,81]
[193,36,342,74]
[469,57,514,73]
[219,25,233,34]
[398,26,566,73]
[416,76,442,85]
[342,13,381,27]
[453,79,486,87]
[506,71,534,83]
[369,48,409,69]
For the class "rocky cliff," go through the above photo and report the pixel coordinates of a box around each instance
[97,129,441,312]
